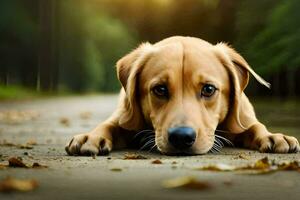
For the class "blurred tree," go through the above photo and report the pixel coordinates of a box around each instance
[235,0,279,96]
[235,0,279,52]
[102,0,237,43]
[0,0,38,88]
[38,0,59,91]
[58,0,136,92]
[236,0,300,97]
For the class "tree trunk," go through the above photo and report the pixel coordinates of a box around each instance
[0,66,8,86]
[38,0,59,91]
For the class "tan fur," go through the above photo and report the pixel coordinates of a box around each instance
[66,36,299,156]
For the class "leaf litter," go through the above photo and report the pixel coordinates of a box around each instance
[110,168,122,172]
[8,157,28,168]
[151,159,162,164]
[0,177,38,193]
[0,139,37,149]
[59,117,70,126]
[236,153,250,160]
[162,157,299,190]
[0,110,39,124]
[162,176,211,190]
[0,157,48,169]
[195,157,300,174]
[123,153,147,160]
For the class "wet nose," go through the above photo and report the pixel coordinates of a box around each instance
[168,126,196,150]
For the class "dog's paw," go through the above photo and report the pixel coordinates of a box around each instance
[255,133,300,153]
[65,133,112,156]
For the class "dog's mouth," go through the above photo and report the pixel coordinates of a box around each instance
[131,129,233,155]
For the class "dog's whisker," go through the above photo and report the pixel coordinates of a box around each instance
[209,137,224,153]
[209,144,221,154]
[143,134,155,140]
[148,144,158,152]
[133,130,155,140]
[132,129,157,151]
[209,149,216,154]
[142,137,155,145]
[139,143,153,151]
[140,135,155,144]
[215,129,232,134]
[212,146,221,153]
[139,138,155,150]
[215,134,234,146]
[213,140,222,148]
[214,141,223,149]
[213,143,221,151]
[140,142,155,151]
[214,137,224,147]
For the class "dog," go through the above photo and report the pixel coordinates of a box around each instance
[65,36,299,156]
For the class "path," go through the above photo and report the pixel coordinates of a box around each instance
[0,95,299,200]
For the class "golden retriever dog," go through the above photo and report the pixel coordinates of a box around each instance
[65,36,299,156]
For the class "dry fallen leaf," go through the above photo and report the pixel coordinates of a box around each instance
[0,177,38,192]
[18,144,34,149]
[5,157,48,169]
[110,168,122,172]
[0,140,15,147]
[8,157,28,168]
[240,156,271,170]
[26,139,37,146]
[32,162,48,169]
[0,140,34,149]
[162,176,211,190]
[152,159,162,164]
[123,153,147,160]
[197,163,236,172]
[278,161,300,171]
[0,164,7,170]
[237,153,250,160]
[59,117,70,126]
[79,112,92,120]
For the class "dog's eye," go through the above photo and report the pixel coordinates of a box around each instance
[152,85,169,98]
[201,84,216,97]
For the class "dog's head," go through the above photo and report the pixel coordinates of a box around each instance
[116,36,269,155]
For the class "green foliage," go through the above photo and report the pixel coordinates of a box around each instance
[236,0,300,75]
[0,85,38,100]
[58,1,137,92]
[0,1,37,46]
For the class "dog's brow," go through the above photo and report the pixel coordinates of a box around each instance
[196,74,221,88]
[149,76,169,87]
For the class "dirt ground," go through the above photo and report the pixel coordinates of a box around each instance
[0,95,299,200]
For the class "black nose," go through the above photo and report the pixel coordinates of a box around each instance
[168,126,196,150]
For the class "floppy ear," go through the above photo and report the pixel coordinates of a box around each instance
[116,43,155,131]
[214,43,270,133]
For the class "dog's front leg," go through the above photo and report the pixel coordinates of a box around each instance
[65,120,114,156]
[65,114,126,156]
[236,122,300,153]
